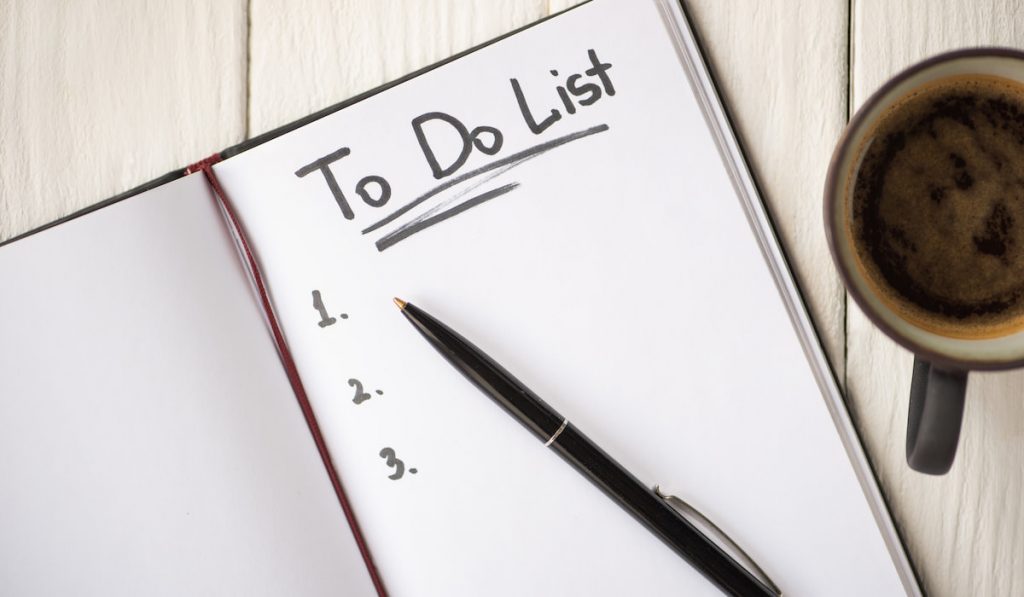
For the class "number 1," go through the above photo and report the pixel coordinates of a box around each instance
[312,290,336,328]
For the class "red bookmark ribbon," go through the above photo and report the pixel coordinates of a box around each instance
[186,155,388,597]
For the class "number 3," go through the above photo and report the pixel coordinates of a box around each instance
[379,447,405,480]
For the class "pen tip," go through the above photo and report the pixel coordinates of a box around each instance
[393,297,408,310]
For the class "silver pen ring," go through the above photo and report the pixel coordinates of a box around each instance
[544,418,568,447]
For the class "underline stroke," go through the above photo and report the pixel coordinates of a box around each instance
[361,123,610,235]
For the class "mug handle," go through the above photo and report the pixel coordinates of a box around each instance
[906,357,967,475]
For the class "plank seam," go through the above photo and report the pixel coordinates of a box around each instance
[844,0,855,394]
[245,0,253,139]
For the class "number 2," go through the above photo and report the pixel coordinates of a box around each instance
[349,378,372,404]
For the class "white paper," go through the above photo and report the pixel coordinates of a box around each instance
[213,0,907,594]
[0,174,376,596]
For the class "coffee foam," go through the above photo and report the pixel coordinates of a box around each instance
[847,75,1024,339]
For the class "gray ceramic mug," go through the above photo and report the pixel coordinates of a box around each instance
[824,48,1024,475]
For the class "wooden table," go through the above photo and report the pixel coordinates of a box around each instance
[2,1,1021,594]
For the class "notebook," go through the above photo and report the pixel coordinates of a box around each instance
[0,0,921,595]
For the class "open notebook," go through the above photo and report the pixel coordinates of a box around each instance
[0,0,921,595]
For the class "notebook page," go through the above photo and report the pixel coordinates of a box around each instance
[0,174,376,596]
[213,0,905,594]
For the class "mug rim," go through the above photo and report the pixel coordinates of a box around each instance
[824,46,1024,372]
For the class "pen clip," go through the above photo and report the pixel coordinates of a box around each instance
[653,485,783,596]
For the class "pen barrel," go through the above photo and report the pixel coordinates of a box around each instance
[401,303,565,441]
[550,423,775,597]
[401,302,773,596]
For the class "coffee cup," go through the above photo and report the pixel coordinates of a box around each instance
[824,48,1024,475]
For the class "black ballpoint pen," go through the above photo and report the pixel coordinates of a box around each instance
[393,298,781,597]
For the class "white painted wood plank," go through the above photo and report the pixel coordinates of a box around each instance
[851,2,1024,596]
[685,0,849,380]
[248,0,566,136]
[0,0,248,242]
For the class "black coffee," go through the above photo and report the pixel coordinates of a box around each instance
[849,75,1024,338]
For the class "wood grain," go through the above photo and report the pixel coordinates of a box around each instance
[248,0,560,136]
[850,1,1024,595]
[0,0,248,242]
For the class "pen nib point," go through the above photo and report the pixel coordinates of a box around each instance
[393,297,408,310]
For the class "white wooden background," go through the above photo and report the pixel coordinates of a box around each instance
[2,1,1022,594]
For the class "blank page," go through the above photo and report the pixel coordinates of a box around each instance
[0,174,376,596]
[213,0,906,594]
